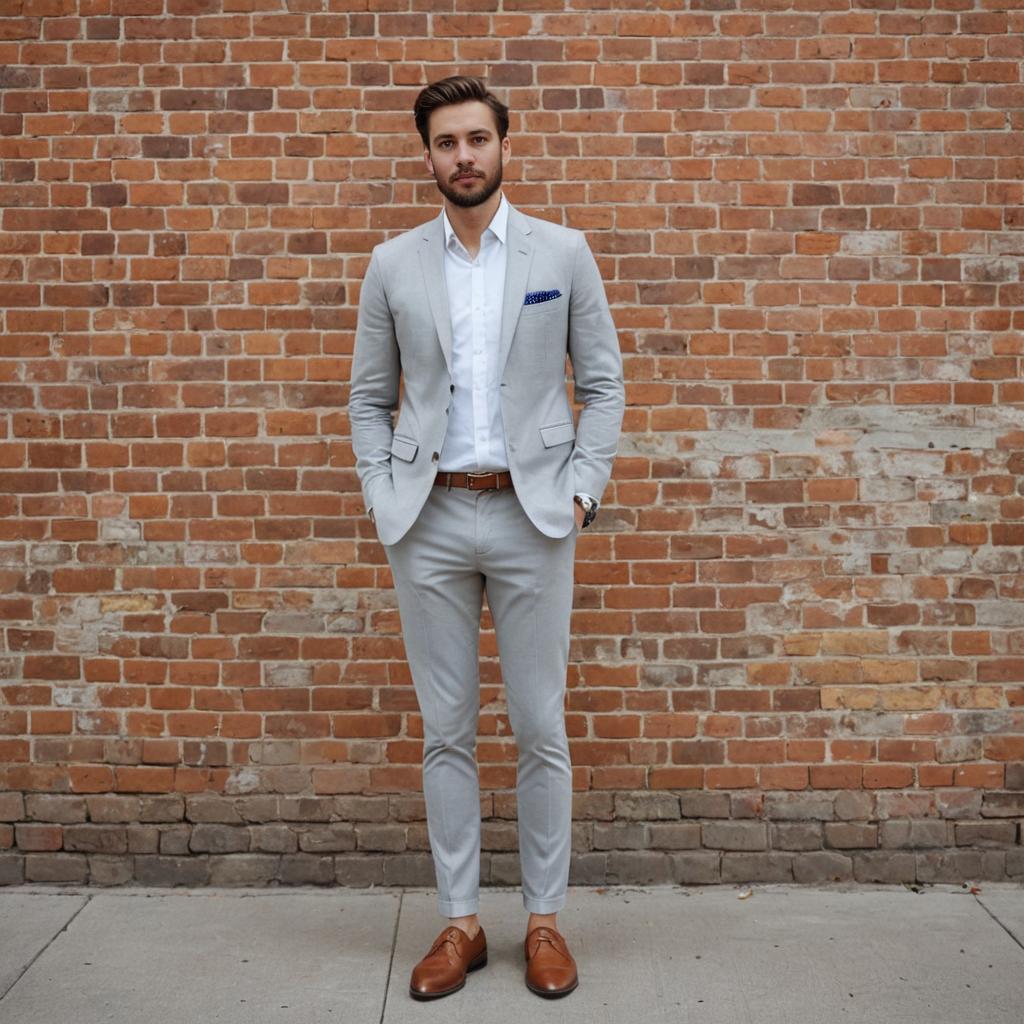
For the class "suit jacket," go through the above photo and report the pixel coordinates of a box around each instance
[348,200,625,547]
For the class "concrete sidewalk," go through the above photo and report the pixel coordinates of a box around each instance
[1,882,1021,1023]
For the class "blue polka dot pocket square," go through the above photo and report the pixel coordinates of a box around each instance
[523,288,562,306]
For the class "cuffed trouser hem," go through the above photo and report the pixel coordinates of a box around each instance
[523,894,566,914]
[438,896,480,917]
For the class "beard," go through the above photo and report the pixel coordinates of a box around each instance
[434,160,503,208]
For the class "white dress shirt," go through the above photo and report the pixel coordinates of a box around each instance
[437,192,511,473]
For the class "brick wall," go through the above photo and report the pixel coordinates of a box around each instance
[1,5,1023,889]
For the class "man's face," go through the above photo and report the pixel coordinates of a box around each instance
[424,100,510,209]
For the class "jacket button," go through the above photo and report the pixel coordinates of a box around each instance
[450,384,455,393]
[432,452,439,462]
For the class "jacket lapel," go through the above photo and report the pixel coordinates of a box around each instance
[417,200,536,381]
[418,215,454,375]
[498,205,535,382]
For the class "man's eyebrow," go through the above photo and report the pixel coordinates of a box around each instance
[432,128,493,142]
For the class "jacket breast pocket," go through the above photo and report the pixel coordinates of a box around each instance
[539,420,576,448]
[390,435,419,462]
[520,295,567,319]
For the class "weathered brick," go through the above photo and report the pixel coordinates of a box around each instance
[87,855,134,886]
[159,826,191,856]
[916,849,1008,884]
[24,795,87,824]
[489,852,521,885]
[607,850,674,885]
[382,853,435,886]
[277,854,335,886]
[792,851,853,883]
[566,852,607,885]
[879,820,950,849]
[126,825,160,854]
[851,851,917,883]
[1006,849,1024,878]
[278,797,336,823]
[703,822,767,852]
[954,821,1017,847]
[189,825,250,854]
[648,822,701,850]
[824,823,878,850]
[0,792,25,821]
[332,796,390,822]
[139,796,186,823]
[770,822,822,852]
[185,798,245,825]
[481,821,518,851]
[15,824,62,851]
[981,793,1024,818]
[209,854,278,886]
[763,793,834,821]
[0,855,25,885]
[593,822,647,851]
[298,825,357,853]
[833,791,874,821]
[24,852,88,883]
[721,852,794,883]
[251,825,298,853]
[335,854,386,887]
[64,825,128,854]
[679,793,730,819]
[669,851,721,885]
[86,795,141,823]
[354,823,405,856]
[613,792,680,820]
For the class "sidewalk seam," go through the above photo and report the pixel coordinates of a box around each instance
[0,893,94,1003]
[974,894,1024,955]
[379,890,403,1023]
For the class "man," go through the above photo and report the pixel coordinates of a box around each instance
[348,75,625,1000]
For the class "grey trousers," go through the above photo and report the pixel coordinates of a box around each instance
[382,482,578,917]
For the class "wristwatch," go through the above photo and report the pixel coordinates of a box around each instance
[573,493,598,529]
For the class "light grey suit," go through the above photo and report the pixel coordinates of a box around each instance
[349,200,624,916]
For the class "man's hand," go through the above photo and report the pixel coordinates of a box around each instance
[573,500,585,531]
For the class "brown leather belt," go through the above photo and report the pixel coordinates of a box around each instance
[434,470,514,491]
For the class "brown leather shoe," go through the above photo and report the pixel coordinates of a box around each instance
[523,925,579,998]
[409,924,487,1000]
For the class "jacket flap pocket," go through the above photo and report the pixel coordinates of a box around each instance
[390,435,419,462]
[539,420,576,448]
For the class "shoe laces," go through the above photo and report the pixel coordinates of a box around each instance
[527,926,571,962]
[429,927,467,957]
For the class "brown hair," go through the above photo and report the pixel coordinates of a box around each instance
[413,75,509,149]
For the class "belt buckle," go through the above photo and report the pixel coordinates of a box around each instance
[466,471,498,492]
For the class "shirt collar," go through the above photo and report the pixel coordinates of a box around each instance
[442,191,508,252]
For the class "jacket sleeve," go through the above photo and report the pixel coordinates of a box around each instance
[566,231,625,502]
[348,246,400,515]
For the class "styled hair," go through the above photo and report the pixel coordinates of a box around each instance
[413,75,509,149]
